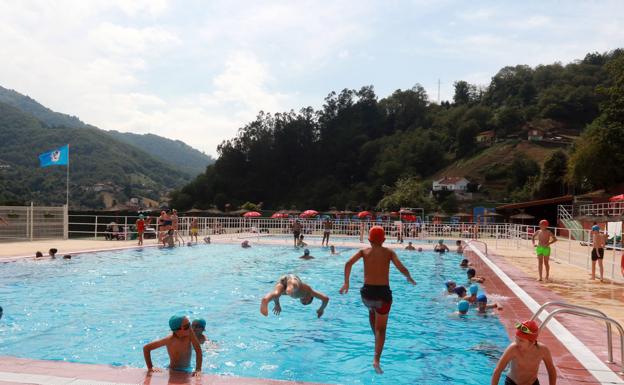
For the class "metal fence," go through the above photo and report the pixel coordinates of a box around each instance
[0,204,67,241]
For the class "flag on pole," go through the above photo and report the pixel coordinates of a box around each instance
[38,145,69,167]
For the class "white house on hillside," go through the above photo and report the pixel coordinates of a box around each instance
[432,177,470,192]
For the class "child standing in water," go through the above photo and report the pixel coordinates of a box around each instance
[143,315,202,375]
[340,226,416,374]
[532,219,557,281]
[491,320,556,385]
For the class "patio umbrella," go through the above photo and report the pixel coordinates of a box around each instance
[271,213,289,219]
[609,194,624,202]
[280,209,301,215]
[453,212,472,218]
[357,210,373,218]
[399,209,414,214]
[510,213,535,220]
[428,212,449,218]
[205,208,225,215]
[243,211,262,217]
[228,209,249,216]
[300,210,319,218]
[323,210,342,215]
[185,208,206,214]
[402,214,417,222]
[482,211,502,217]
[390,211,400,216]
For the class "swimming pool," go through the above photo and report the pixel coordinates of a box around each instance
[0,244,509,384]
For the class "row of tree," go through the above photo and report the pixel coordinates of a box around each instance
[171,50,624,211]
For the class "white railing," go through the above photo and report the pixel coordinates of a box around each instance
[67,215,516,242]
[578,202,624,217]
[0,204,67,241]
[557,204,574,221]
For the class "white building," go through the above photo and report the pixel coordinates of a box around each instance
[432,177,470,192]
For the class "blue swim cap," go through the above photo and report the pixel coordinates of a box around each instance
[592,225,600,231]
[469,284,479,295]
[304,249,310,254]
[445,280,456,288]
[477,294,487,303]
[169,315,185,331]
[458,300,470,313]
[193,318,206,329]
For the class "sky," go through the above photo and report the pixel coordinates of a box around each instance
[0,1,622,156]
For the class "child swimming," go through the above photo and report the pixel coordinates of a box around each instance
[476,294,501,314]
[467,268,485,283]
[143,315,202,375]
[466,284,479,304]
[457,300,470,315]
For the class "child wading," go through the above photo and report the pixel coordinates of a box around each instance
[491,320,556,385]
[339,226,416,374]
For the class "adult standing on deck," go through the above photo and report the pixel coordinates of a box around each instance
[340,226,416,374]
[291,220,302,248]
[322,218,333,247]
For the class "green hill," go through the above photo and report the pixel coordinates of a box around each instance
[0,85,212,177]
[0,102,190,208]
[107,131,214,176]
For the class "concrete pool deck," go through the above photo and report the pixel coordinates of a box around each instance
[1,235,624,384]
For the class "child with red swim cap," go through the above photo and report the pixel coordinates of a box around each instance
[491,320,556,385]
[532,219,557,281]
[339,226,416,374]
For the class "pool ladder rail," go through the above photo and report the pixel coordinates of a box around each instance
[466,239,488,256]
[530,301,624,374]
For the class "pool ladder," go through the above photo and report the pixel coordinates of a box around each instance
[466,239,488,256]
[530,301,624,373]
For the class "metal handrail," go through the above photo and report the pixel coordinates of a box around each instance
[537,308,624,373]
[531,301,614,363]
[466,239,487,256]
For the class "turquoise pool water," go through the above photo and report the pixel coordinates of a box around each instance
[0,244,509,384]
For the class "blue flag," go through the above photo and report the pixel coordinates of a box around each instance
[39,145,69,167]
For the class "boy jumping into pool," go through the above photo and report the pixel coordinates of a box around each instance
[260,274,329,318]
[491,320,556,385]
[339,226,416,374]
[143,315,202,376]
[532,219,557,281]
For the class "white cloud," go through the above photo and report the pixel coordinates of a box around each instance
[88,23,180,56]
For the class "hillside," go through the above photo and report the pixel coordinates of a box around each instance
[107,131,214,176]
[0,102,190,208]
[432,140,567,198]
[0,85,88,129]
[0,85,211,176]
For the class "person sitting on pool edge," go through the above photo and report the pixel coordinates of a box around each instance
[434,240,449,253]
[491,320,556,385]
[467,268,485,283]
[143,315,202,376]
[300,249,314,259]
[260,274,329,318]
[339,226,416,374]
[405,242,416,251]
[476,294,502,314]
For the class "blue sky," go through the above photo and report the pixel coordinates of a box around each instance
[0,0,622,156]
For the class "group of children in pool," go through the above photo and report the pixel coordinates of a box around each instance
[143,227,557,384]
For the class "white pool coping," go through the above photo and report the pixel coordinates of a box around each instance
[0,370,138,385]
[467,243,624,384]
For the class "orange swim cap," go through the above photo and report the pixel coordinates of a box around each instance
[539,219,549,227]
[515,320,539,342]
[369,226,385,244]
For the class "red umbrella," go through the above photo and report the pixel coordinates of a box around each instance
[271,213,288,219]
[609,194,624,202]
[399,209,414,214]
[358,211,372,218]
[243,211,261,217]
[402,214,417,222]
[300,210,319,218]
[390,212,400,216]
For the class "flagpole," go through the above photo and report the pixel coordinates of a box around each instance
[66,144,70,208]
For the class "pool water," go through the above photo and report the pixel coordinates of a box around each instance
[0,244,509,384]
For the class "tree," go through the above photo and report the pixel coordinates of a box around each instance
[534,150,568,198]
[569,53,624,188]
[377,177,435,211]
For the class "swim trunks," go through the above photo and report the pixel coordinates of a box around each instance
[535,245,550,257]
[360,285,393,314]
[505,376,539,385]
[293,231,301,239]
[592,248,604,261]
[278,274,302,289]
[191,228,198,235]
[164,220,172,226]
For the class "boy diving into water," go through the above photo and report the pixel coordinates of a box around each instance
[339,226,416,374]
[260,274,329,318]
